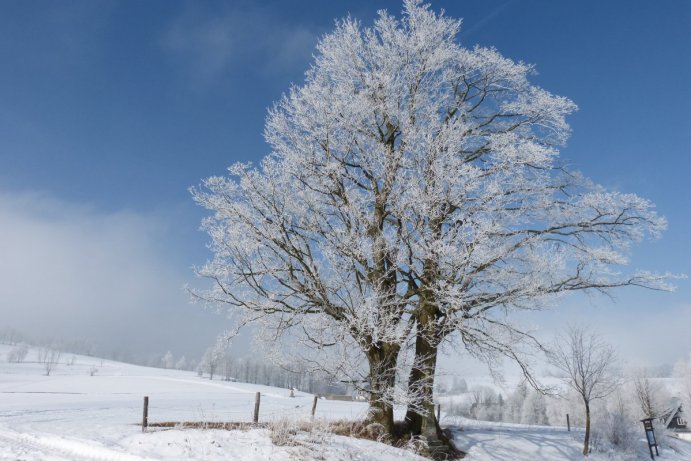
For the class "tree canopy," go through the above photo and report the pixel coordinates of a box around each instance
[192,0,668,451]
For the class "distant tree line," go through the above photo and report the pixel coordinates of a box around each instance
[197,340,348,395]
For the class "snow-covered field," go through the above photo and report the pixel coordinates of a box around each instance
[448,417,691,461]
[2,344,691,460]
[0,344,418,460]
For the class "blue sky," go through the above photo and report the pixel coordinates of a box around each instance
[1,1,689,366]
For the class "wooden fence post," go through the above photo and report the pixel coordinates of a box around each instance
[566,413,570,432]
[253,392,261,423]
[311,395,318,419]
[142,396,149,432]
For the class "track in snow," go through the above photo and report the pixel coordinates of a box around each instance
[0,428,155,461]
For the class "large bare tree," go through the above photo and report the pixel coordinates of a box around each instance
[192,0,668,451]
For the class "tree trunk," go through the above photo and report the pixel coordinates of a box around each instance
[404,289,459,458]
[404,327,440,439]
[364,344,399,437]
[583,400,591,456]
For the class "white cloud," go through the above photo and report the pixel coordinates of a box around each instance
[160,3,318,84]
[0,191,222,357]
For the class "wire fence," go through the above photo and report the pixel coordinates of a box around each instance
[141,390,370,431]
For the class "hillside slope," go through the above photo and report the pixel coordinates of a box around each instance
[2,344,691,460]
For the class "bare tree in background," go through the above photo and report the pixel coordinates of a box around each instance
[6,343,29,363]
[549,325,618,456]
[42,348,62,376]
[634,371,664,419]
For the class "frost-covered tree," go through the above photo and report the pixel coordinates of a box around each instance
[468,385,504,422]
[175,355,188,371]
[221,352,234,381]
[673,353,691,412]
[200,340,226,380]
[633,371,666,419]
[521,389,549,425]
[450,377,468,394]
[504,382,528,423]
[162,351,174,369]
[549,326,619,456]
[192,0,668,448]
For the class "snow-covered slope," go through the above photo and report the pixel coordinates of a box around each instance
[2,344,691,460]
[0,344,414,460]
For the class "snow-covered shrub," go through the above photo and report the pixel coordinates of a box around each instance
[268,418,332,447]
[590,392,640,457]
[401,435,429,457]
[302,419,334,446]
[269,418,299,446]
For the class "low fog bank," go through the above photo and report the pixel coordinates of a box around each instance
[0,191,226,361]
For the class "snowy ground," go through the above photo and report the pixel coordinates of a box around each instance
[447,417,691,461]
[0,345,424,460]
[2,344,691,460]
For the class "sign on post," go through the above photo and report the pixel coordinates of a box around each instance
[640,418,659,459]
